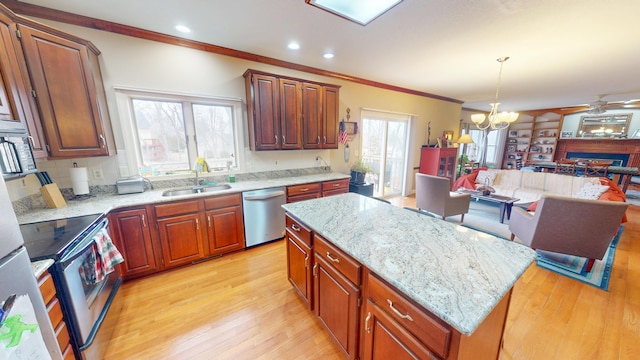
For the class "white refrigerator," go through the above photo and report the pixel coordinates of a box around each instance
[0,175,61,359]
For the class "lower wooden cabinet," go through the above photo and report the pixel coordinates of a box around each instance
[204,194,245,256]
[37,271,73,359]
[156,211,205,268]
[321,178,349,197]
[287,182,322,203]
[313,234,361,360]
[109,207,158,279]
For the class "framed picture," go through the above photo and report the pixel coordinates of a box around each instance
[507,144,516,152]
[446,140,454,148]
[508,130,518,137]
[538,130,546,137]
[560,131,573,138]
[530,146,541,153]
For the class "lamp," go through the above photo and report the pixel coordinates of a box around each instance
[456,134,474,144]
[471,57,519,130]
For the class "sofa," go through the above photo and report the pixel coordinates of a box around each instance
[453,168,627,206]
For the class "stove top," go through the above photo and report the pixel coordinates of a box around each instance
[21,214,103,261]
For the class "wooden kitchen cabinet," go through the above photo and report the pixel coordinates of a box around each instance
[321,178,349,197]
[0,8,26,124]
[313,234,361,360]
[419,147,458,186]
[204,193,245,256]
[15,22,115,158]
[154,200,206,268]
[109,207,158,279]
[38,270,73,360]
[244,69,340,151]
[287,182,322,203]
[286,215,313,309]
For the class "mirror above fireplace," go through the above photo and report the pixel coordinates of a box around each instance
[578,113,632,137]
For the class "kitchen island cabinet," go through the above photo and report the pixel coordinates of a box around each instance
[282,193,536,359]
[38,270,73,360]
[286,215,313,309]
[109,207,158,279]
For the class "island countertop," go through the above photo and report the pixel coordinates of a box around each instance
[282,192,536,336]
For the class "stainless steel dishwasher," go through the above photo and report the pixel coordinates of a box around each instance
[242,187,286,247]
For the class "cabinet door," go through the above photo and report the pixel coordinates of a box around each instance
[157,213,205,268]
[301,82,323,149]
[279,78,302,149]
[0,14,19,123]
[313,254,360,359]
[250,73,280,150]
[361,299,436,360]
[286,232,312,309]
[322,85,339,149]
[205,204,245,256]
[17,25,110,157]
[109,208,158,278]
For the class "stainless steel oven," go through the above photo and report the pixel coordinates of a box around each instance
[50,216,124,359]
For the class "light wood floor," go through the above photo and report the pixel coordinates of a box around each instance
[104,196,640,360]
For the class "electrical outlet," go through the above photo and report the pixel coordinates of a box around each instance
[92,168,104,180]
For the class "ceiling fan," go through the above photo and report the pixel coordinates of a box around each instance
[565,95,640,114]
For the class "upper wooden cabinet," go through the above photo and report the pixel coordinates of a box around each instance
[244,69,340,151]
[16,24,115,158]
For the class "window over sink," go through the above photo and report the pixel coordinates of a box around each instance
[115,88,244,177]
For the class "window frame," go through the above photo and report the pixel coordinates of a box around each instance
[114,87,245,179]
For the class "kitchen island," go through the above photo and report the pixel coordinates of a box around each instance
[282,193,536,359]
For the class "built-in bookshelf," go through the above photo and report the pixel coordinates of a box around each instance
[503,111,563,169]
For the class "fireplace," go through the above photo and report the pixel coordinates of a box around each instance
[555,138,640,168]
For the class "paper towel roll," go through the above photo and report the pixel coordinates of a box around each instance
[70,167,90,195]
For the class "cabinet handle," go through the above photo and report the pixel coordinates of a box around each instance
[141,215,147,227]
[387,299,413,321]
[299,188,309,192]
[304,255,309,268]
[207,215,211,228]
[291,224,301,232]
[275,135,278,145]
[27,136,35,148]
[323,136,327,144]
[195,218,200,230]
[99,134,106,148]
[326,252,340,263]
[365,312,372,334]
[316,136,320,144]
[312,263,318,277]
[282,135,286,144]
[332,183,340,187]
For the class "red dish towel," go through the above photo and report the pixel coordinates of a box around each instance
[79,229,124,285]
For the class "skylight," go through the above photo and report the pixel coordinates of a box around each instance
[306,0,402,26]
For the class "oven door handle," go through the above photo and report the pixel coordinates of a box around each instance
[59,218,109,268]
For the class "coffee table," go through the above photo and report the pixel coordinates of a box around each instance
[456,189,520,223]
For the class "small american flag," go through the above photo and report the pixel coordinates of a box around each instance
[339,121,348,145]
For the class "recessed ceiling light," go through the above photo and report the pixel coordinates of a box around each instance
[288,42,300,50]
[323,53,334,59]
[175,25,191,33]
[306,0,402,26]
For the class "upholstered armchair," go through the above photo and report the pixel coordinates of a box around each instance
[509,194,628,272]
[415,173,471,222]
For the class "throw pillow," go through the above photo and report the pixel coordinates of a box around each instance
[475,170,498,186]
[574,183,610,200]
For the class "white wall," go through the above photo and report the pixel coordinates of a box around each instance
[7,19,461,199]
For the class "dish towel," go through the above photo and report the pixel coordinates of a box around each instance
[79,228,124,285]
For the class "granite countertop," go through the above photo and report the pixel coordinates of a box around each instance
[31,259,54,279]
[282,193,536,336]
[17,172,349,224]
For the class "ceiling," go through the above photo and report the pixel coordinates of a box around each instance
[11,0,640,112]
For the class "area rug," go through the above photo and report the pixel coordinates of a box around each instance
[535,225,623,291]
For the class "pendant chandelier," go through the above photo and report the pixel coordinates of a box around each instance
[471,57,519,130]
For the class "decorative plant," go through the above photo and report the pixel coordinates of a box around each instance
[349,158,372,184]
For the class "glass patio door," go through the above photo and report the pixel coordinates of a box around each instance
[361,110,410,197]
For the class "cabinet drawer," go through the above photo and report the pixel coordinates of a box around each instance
[367,272,451,359]
[54,321,70,353]
[204,193,242,210]
[38,272,56,305]
[287,183,321,197]
[322,179,349,192]
[286,215,312,247]
[47,298,64,328]
[155,200,200,218]
[314,234,361,286]
[62,344,74,360]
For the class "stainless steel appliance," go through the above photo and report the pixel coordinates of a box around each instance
[242,187,286,247]
[0,175,61,358]
[21,214,123,359]
[0,121,38,179]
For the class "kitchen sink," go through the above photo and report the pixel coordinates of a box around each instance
[161,184,232,197]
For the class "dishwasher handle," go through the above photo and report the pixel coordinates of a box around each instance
[243,190,285,201]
